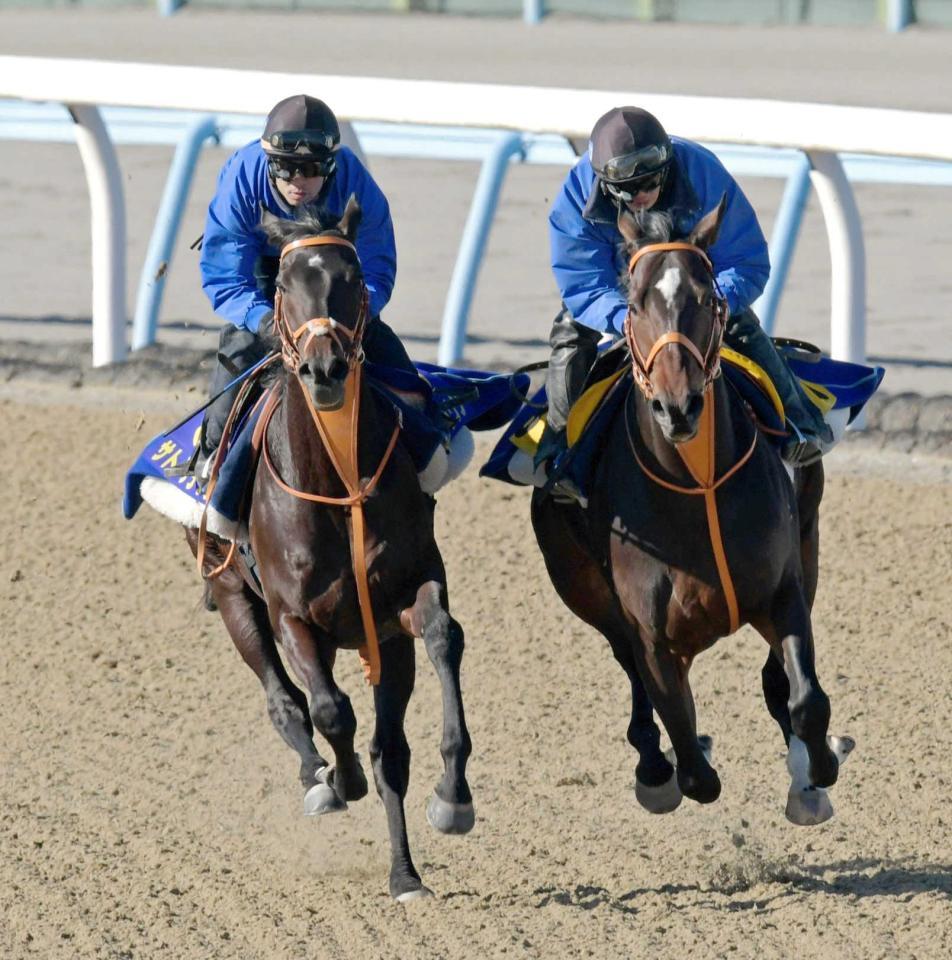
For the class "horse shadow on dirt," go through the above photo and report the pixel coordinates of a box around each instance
[582,855,952,915]
[437,856,952,915]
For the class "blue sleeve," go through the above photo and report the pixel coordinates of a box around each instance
[336,151,396,317]
[684,145,770,315]
[548,166,628,335]
[199,153,275,333]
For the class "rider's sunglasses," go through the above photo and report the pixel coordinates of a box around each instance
[604,171,665,203]
[268,155,336,181]
[600,143,671,182]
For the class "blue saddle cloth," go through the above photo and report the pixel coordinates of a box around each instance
[123,360,528,524]
[480,352,885,496]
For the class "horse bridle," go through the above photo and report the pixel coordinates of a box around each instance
[624,242,728,399]
[273,235,370,373]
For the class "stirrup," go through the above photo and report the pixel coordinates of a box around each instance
[549,474,588,508]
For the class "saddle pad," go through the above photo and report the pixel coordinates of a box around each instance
[481,351,886,488]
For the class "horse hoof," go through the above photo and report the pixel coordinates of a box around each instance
[786,785,834,826]
[635,770,683,814]
[303,775,348,817]
[426,795,475,834]
[394,884,435,903]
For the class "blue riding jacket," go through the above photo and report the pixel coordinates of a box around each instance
[549,137,770,335]
[200,141,397,333]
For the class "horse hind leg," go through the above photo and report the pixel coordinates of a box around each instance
[370,634,431,901]
[186,532,328,798]
[402,581,474,835]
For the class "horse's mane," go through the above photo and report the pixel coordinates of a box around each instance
[270,205,347,244]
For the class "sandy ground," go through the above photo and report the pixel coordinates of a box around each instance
[1,12,950,959]
[0,377,950,960]
[2,10,952,392]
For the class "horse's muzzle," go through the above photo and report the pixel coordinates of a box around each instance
[651,391,705,444]
[298,357,349,411]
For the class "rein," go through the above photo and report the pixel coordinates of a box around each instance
[624,242,728,400]
[265,233,401,685]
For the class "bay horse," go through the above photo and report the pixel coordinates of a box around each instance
[532,199,852,825]
[187,197,474,901]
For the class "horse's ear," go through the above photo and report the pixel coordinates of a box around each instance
[259,203,287,248]
[338,193,362,243]
[688,193,727,251]
[616,206,643,250]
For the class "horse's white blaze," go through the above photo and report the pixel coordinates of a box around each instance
[655,266,682,311]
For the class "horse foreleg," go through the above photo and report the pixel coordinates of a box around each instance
[755,580,853,825]
[370,634,430,901]
[531,495,669,805]
[761,648,793,746]
[761,580,838,786]
[599,629,678,813]
[186,531,327,793]
[276,615,367,815]
[630,632,720,805]
[401,580,474,835]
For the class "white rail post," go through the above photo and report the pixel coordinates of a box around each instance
[806,150,866,365]
[68,104,127,367]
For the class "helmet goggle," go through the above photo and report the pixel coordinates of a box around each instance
[599,143,671,183]
[268,155,337,181]
[602,170,665,204]
[265,129,337,156]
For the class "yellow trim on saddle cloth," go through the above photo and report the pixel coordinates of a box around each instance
[720,347,785,423]
[566,369,627,447]
[798,379,836,415]
[509,367,628,456]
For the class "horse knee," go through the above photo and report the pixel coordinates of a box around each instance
[423,612,463,667]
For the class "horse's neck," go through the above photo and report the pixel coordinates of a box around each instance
[632,376,752,485]
[275,373,393,493]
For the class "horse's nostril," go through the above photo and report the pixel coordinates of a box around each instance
[651,398,665,415]
[328,358,348,382]
[686,393,704,418]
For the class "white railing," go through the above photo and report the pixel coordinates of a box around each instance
[3,56,952,367]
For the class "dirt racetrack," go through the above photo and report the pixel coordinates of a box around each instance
[1,379,950,960]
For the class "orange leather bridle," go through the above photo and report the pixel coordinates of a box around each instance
[260,233,402,685]
[624,242,728,399]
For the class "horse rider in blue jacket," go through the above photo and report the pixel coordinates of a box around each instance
[193,93,417,475]
[538,105,831,473]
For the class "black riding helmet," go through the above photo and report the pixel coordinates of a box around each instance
[590,106,673,203]
[261,94,341,179]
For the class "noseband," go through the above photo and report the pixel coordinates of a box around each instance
[273,235,369,371]
[624,242,728,399]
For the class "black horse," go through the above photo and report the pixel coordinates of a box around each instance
[189,197,474,900]
[532,200,852,824]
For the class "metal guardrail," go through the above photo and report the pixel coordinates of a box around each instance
[4,57,952,371]
[4,99,952,366]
